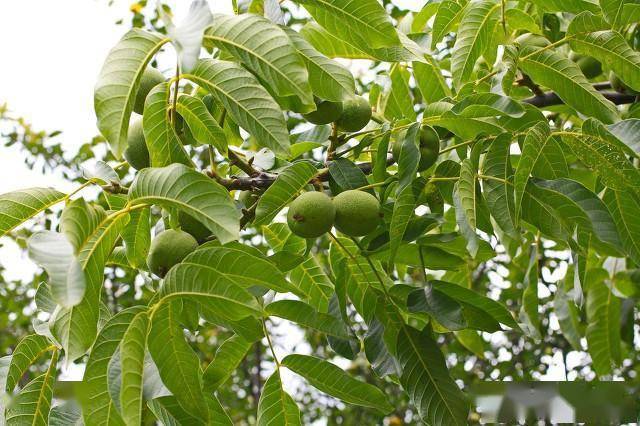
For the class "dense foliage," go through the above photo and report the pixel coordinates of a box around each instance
[2,0,640,424]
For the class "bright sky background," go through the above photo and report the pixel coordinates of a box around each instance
[0,0,569,386]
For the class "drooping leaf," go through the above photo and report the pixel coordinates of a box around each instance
[568,12,640,92]
[184,244,296,295]
[254,161,318,226]
[431,280,520,329]
[266,300,350,338]
[204,14,314,112]
[432,0,467,50]
[175,94,227,153]
[288,256,335,312]
[454,160,479,257]
[395,325,469,425]
[5,335,54,393]
[407,286,467,330]
[292,0,400,52]
[561,119,640,191]
[80,306,145,425]
[519,47,618,124]
[450,0,500,87]
[203,335,253,391]
[281,354,393,413]
[389,184,416,264]
[188,59,290,156]
[603,189,640,264]
[120,312,150,426]
[586,268,621,376]
[482,133,517,237]
[396,123,421,193]
[282,27,355,101]
[142,82,193,167]
[328,158,370,193]
[381,64,416,121]
[554,271,583,351]
[60,197,107,253]
[121,206,151,269]
[514,121,551,223]
[0,188,66,238]
[148,301,209,422]
[607,119,640,154]
[159,263,262,321]
[27,231,85,308]
[256,370,301,426]
[94,29,169,158]
[52,213,129,361]
[129,163,240,244]
[5,350,58,426]
[519,244,541,339]
[413,57,451,103]
[82,160,120,185]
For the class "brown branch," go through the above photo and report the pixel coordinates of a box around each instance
[523,91,636,107]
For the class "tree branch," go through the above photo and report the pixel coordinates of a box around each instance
[523,91,636,107]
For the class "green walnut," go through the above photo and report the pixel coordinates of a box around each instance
[333,190,381,236]
[287,191,336,238]
[134,67,165,114]
[569,53,602,79]
[610,71,638,94]
[146,229,198,278]
[335,96,372,132]
[514,33,550,49]
[124,115,150,170]
[303,99,343,125]
[178,212,210,243]
[392,126,440,171]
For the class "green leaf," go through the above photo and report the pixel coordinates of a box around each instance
[95,29,169,158]
[121,206,151,269]
[257,370,301,426]
[389,184,416,264]
[148,395,230,426]
[5,350,58,426]
[48,401,82,426]
[254,161,318,226]
[608,119,640,154]
[482,133,517,238]
[586,268,621,376]
[203,334,253,391]
[52,213,129,361]
[175,94,227,153]
[395,326,469,425]
[288,256,335,312]
[450,1,500,87]
[129,163,240,244]
[554,272,583,351]
[60,198,107,254]
[569,12,640,92]
[527,0,600,14]
[292,0,400,51]
[603,189,640,264]
[184,244,296,294]
[27,231,85,308]
[407,286,467,330]
[0,188,66,238]
[455,160,478,257]
[142,82,193,167]
[519,48,618,124]
[148,302,209,422]
[514,121,551,223]
[120,312,149,426]
[204,14,314,112]
[505,8,540,33]
[82,160,120,186]
[262,222,306,255]
[561,119,640,191]
[160,263,262,320]
[328,158,370,193]
[5,335,54,392]
[282,27,355,102]
[432,0,467,50]
[413,57,451,103]
[396,123,421,193]
[381,64,416,121]
[519,244,540,339]
[266,300,350,338]
[454,329,485,358]
[188,59,290,157]
[431,280,520,329]
[80,307,145,425]
[450,93,525,118]
[281,354,393,413]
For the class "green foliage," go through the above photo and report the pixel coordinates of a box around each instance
[4,0,640,424]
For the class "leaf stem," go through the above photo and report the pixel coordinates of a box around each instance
[262,318,280,368]
[520,36,573,61]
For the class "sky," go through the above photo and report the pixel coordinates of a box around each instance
[0,0,570,385]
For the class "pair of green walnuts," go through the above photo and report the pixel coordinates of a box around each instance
[303,96,371,132]
[287,190,381,238]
